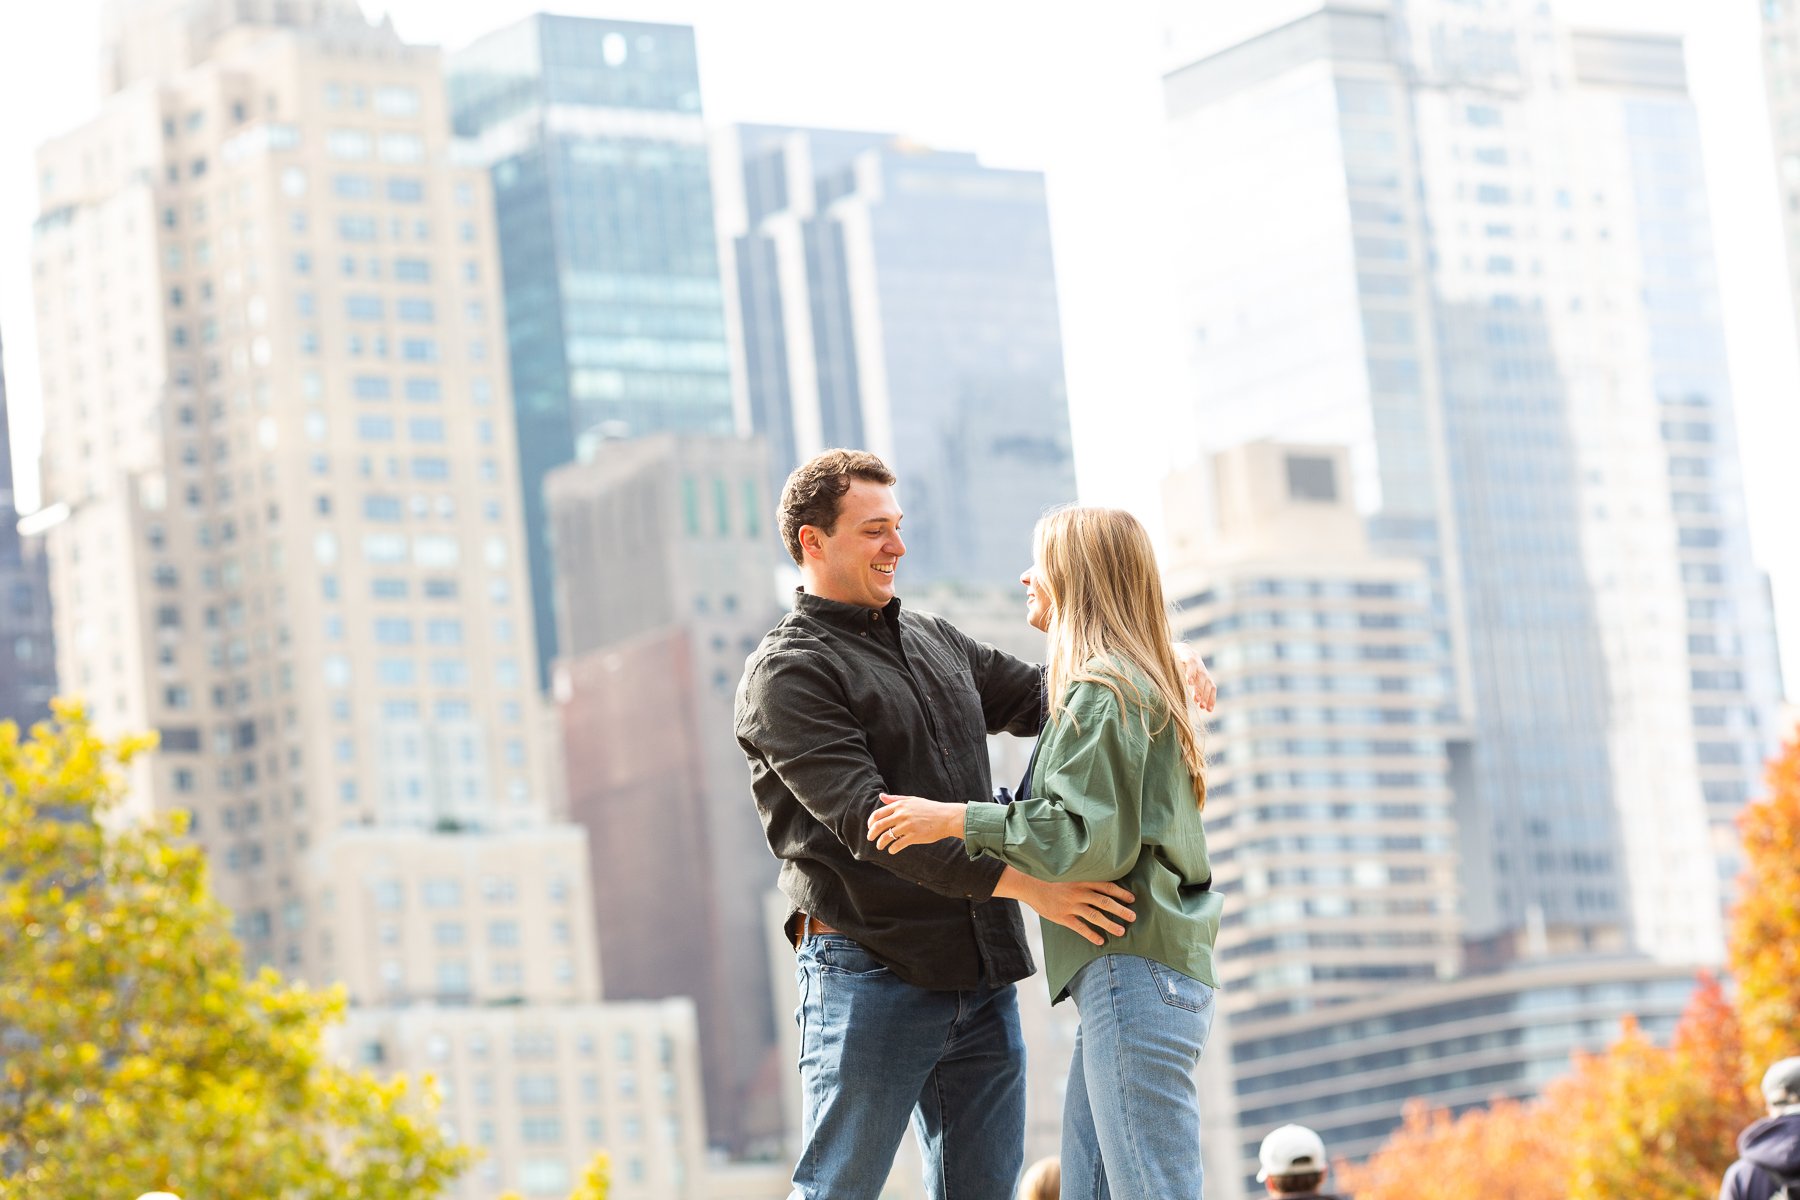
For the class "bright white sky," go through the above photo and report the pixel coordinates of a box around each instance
[1,0,1796,697]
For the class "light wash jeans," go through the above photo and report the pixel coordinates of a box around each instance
[1062,953,1216,1200]
[788,934,1026,1200]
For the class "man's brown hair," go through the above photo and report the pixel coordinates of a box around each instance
[778,449,897,565]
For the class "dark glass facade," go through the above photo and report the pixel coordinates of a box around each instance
[0,329,56,727]
[731,126,1078,593]
[450,16,734,688]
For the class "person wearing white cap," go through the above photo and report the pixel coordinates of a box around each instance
[1719,1056,1800,1200]
[1257,1124,1338,1199]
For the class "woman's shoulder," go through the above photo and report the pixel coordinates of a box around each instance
[1065,657,1159,714]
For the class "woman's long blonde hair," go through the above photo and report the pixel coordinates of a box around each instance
[1035,505,1205,807]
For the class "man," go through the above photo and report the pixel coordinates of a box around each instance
[1720,1056,1800,1200]
[1257,1124,1338,1200]
[736,449,1211,1200]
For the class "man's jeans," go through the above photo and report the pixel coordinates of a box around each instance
[789,934,1025,1200]
[1062,954,1216,1200]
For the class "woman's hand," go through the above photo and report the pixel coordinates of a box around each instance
[867,793,966,853]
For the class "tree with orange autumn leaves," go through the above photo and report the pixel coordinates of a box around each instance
[1342,733,1800,1200]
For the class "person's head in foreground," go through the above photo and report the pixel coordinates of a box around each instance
[1258,1123,1330,1196]
[1026,504,1205,803]
[1017,1155,1061,1200]
[1765,1056,1800,1116]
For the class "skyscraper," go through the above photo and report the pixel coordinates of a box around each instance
[720,125,1079,594]
[546,432,786,1153]
[1763,0,1800,352]
[30,4,725,1194]
[1164,442,1462,1021]
[448,16,736,689]
[1162,1,1783,964]
[0,328,58,728]
[1163,442,1702,1193]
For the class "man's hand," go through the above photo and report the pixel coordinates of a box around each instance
[867,793,965,853]
[993,867,1135,946]
[1171,642,1216,712]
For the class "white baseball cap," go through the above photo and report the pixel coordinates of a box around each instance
[1765,1056,1800,1114]
[1257,1123,1328,1181]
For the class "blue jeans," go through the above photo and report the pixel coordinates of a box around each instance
[789,934,1025,1200]
[1062,954,1216,1200]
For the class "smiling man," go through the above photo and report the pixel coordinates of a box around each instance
[735,448,1142,1200]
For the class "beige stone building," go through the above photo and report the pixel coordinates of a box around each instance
[1163,441,1464,1021]
[28,3,748,1196]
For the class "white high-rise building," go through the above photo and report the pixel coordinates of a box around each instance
[1162,1,1784,965]
[29,3,735,1196]
[1764,0,1800,353]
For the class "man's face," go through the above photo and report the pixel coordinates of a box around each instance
[800,479,905,609]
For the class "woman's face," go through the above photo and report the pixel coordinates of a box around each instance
[1020,559,1052,633]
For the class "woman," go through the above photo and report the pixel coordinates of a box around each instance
[867,505,1221,1200]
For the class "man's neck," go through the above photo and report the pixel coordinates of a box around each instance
[799,580,885,611]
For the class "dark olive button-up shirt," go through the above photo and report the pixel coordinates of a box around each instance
[735,591,1044,990]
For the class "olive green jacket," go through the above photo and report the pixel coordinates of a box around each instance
[963,665,1222,1003]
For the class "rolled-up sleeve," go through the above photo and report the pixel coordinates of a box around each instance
[738,649,1006,900]
[963,684,1145,882]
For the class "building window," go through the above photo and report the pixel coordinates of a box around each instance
[521,1117,562,1145]
[516,1075,559,1106]
[378,133,423,163]
[1285,455,1338,503]
[423,879,463,908]
[327,129,371,159]
[435,959,471,996]
[520,1159,569,1194]
[374,616,413,644]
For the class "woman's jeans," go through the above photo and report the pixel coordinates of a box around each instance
[788,934,1026,1200]
[1062,953,1216,1200]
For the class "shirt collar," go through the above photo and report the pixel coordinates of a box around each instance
[793,588,904,631]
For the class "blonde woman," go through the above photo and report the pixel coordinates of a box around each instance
[868,506,1221,1200]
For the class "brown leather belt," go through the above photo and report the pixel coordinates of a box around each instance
[791,913,841,946]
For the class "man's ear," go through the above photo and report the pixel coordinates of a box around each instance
[798,526,820,559]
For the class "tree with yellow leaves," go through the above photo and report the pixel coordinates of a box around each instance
[1730,732,1800,1071]
[0,703,471,1197]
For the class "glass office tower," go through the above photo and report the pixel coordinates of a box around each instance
[449,17,735,688]
[722,125,1079,592]
[1163,1,1783,966]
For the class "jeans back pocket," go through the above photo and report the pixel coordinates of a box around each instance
[1146,960,1213,1013]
